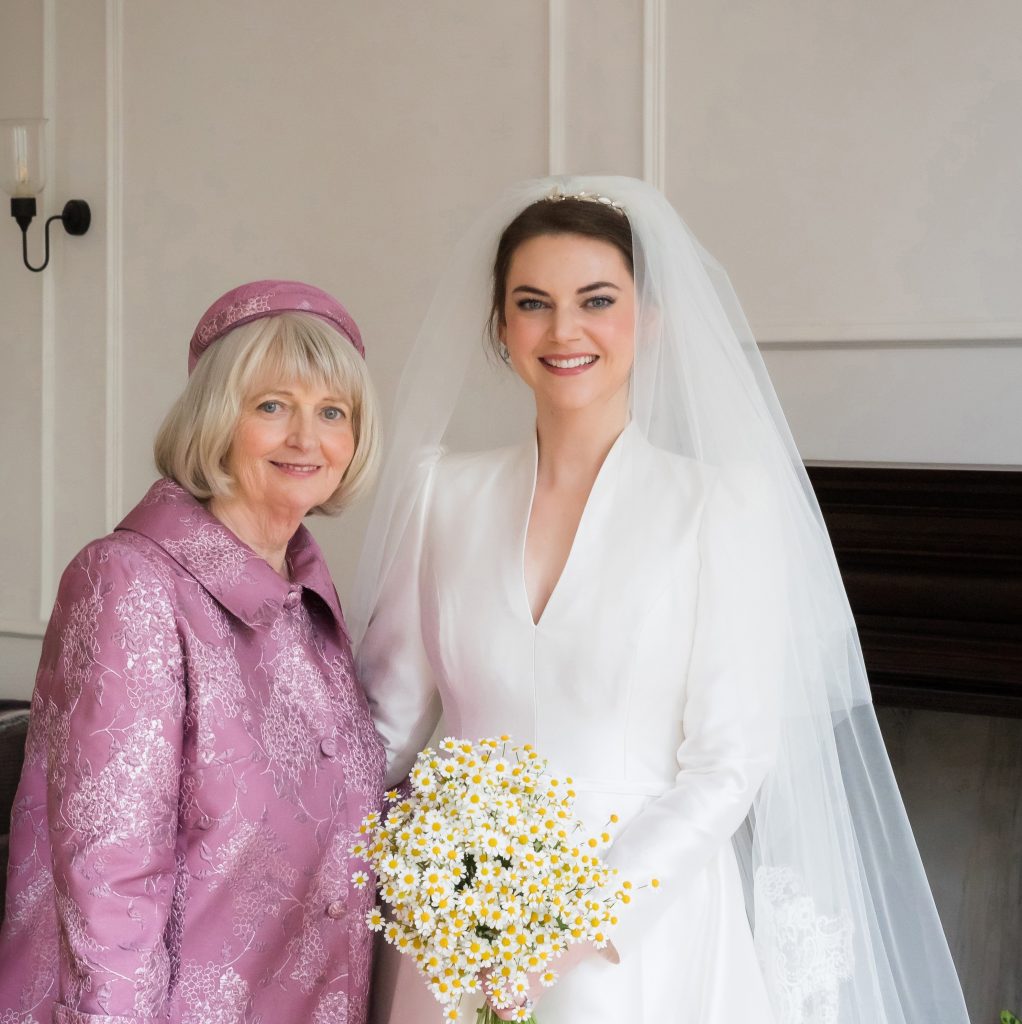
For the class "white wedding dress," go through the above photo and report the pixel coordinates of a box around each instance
[359,422,785,1023]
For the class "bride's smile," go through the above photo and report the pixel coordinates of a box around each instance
[539,353,598,372]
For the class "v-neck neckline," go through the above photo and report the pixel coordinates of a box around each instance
[517,423,632,628]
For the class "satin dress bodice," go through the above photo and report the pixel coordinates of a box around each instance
[420,425,703,788]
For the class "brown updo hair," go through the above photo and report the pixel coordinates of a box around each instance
[487,197,634,357]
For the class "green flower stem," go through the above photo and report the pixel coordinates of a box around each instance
[476,1006,538,1023]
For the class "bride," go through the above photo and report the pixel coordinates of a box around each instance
[353,176,969,1024]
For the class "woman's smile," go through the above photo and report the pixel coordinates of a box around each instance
[539,353,599,373]
[270,460,324,476]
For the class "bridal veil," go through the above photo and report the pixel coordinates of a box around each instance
[350,175,970,1024]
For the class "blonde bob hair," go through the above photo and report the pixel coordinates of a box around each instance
[155,312,380,514]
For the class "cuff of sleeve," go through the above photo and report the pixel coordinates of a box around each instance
[55,1005,147,1024]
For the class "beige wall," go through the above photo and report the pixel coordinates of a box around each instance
[0,0,1018,654]
[3,1,1021,686]
[3,2,1020,680]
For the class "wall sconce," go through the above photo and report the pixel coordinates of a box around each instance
[1,118,91,273]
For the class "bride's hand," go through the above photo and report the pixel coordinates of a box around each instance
[482,941,601,1020]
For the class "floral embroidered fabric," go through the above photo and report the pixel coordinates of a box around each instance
[0,479,385,1024]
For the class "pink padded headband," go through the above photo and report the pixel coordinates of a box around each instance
[188,279,364,373]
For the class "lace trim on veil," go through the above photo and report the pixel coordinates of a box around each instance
[755,866,855,1024]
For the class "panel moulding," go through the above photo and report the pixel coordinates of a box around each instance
[0,619,48,640]
[755,322,1022,349]
[642,0,665,190]
[39,0,57,619]
[547,0,566,176]
[105,0,125,532]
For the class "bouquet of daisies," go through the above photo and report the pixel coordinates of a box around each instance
[350,736,654,1022]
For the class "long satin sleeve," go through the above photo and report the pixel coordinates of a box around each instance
[603,467,785,961]
[357,455,444,790]
[41,542,185,1022]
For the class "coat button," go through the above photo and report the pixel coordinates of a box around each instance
[283,586,302,609]
[320,737,338,758]
[325,900,347,920]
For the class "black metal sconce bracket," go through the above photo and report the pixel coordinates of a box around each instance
[10,196,91,272]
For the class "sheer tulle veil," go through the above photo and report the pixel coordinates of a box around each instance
[350,175,970,1024]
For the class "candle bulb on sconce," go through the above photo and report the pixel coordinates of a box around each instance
[1,117,91,273]
[5,120,44,198]
[15,160,32,198]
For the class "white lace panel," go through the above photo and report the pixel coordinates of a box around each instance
[755,866,855,1024]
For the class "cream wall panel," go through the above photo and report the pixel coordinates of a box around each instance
[0,0,45,608]
[664,0,1022,336]
[0,0,45,122]
[764,343,1022,464]
[561,0,644,177]
[51,0,110,592]
[1,1,111,694]
[1,0,46,691]
[658,0,1022,466]
[0,636,45,702]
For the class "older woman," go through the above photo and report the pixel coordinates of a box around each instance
[0,281,385,1024]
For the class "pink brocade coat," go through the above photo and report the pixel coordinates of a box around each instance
[0,479,386,1024]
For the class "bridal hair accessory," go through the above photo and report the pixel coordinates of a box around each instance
[544,185,627,217]
[188,278,364,373]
